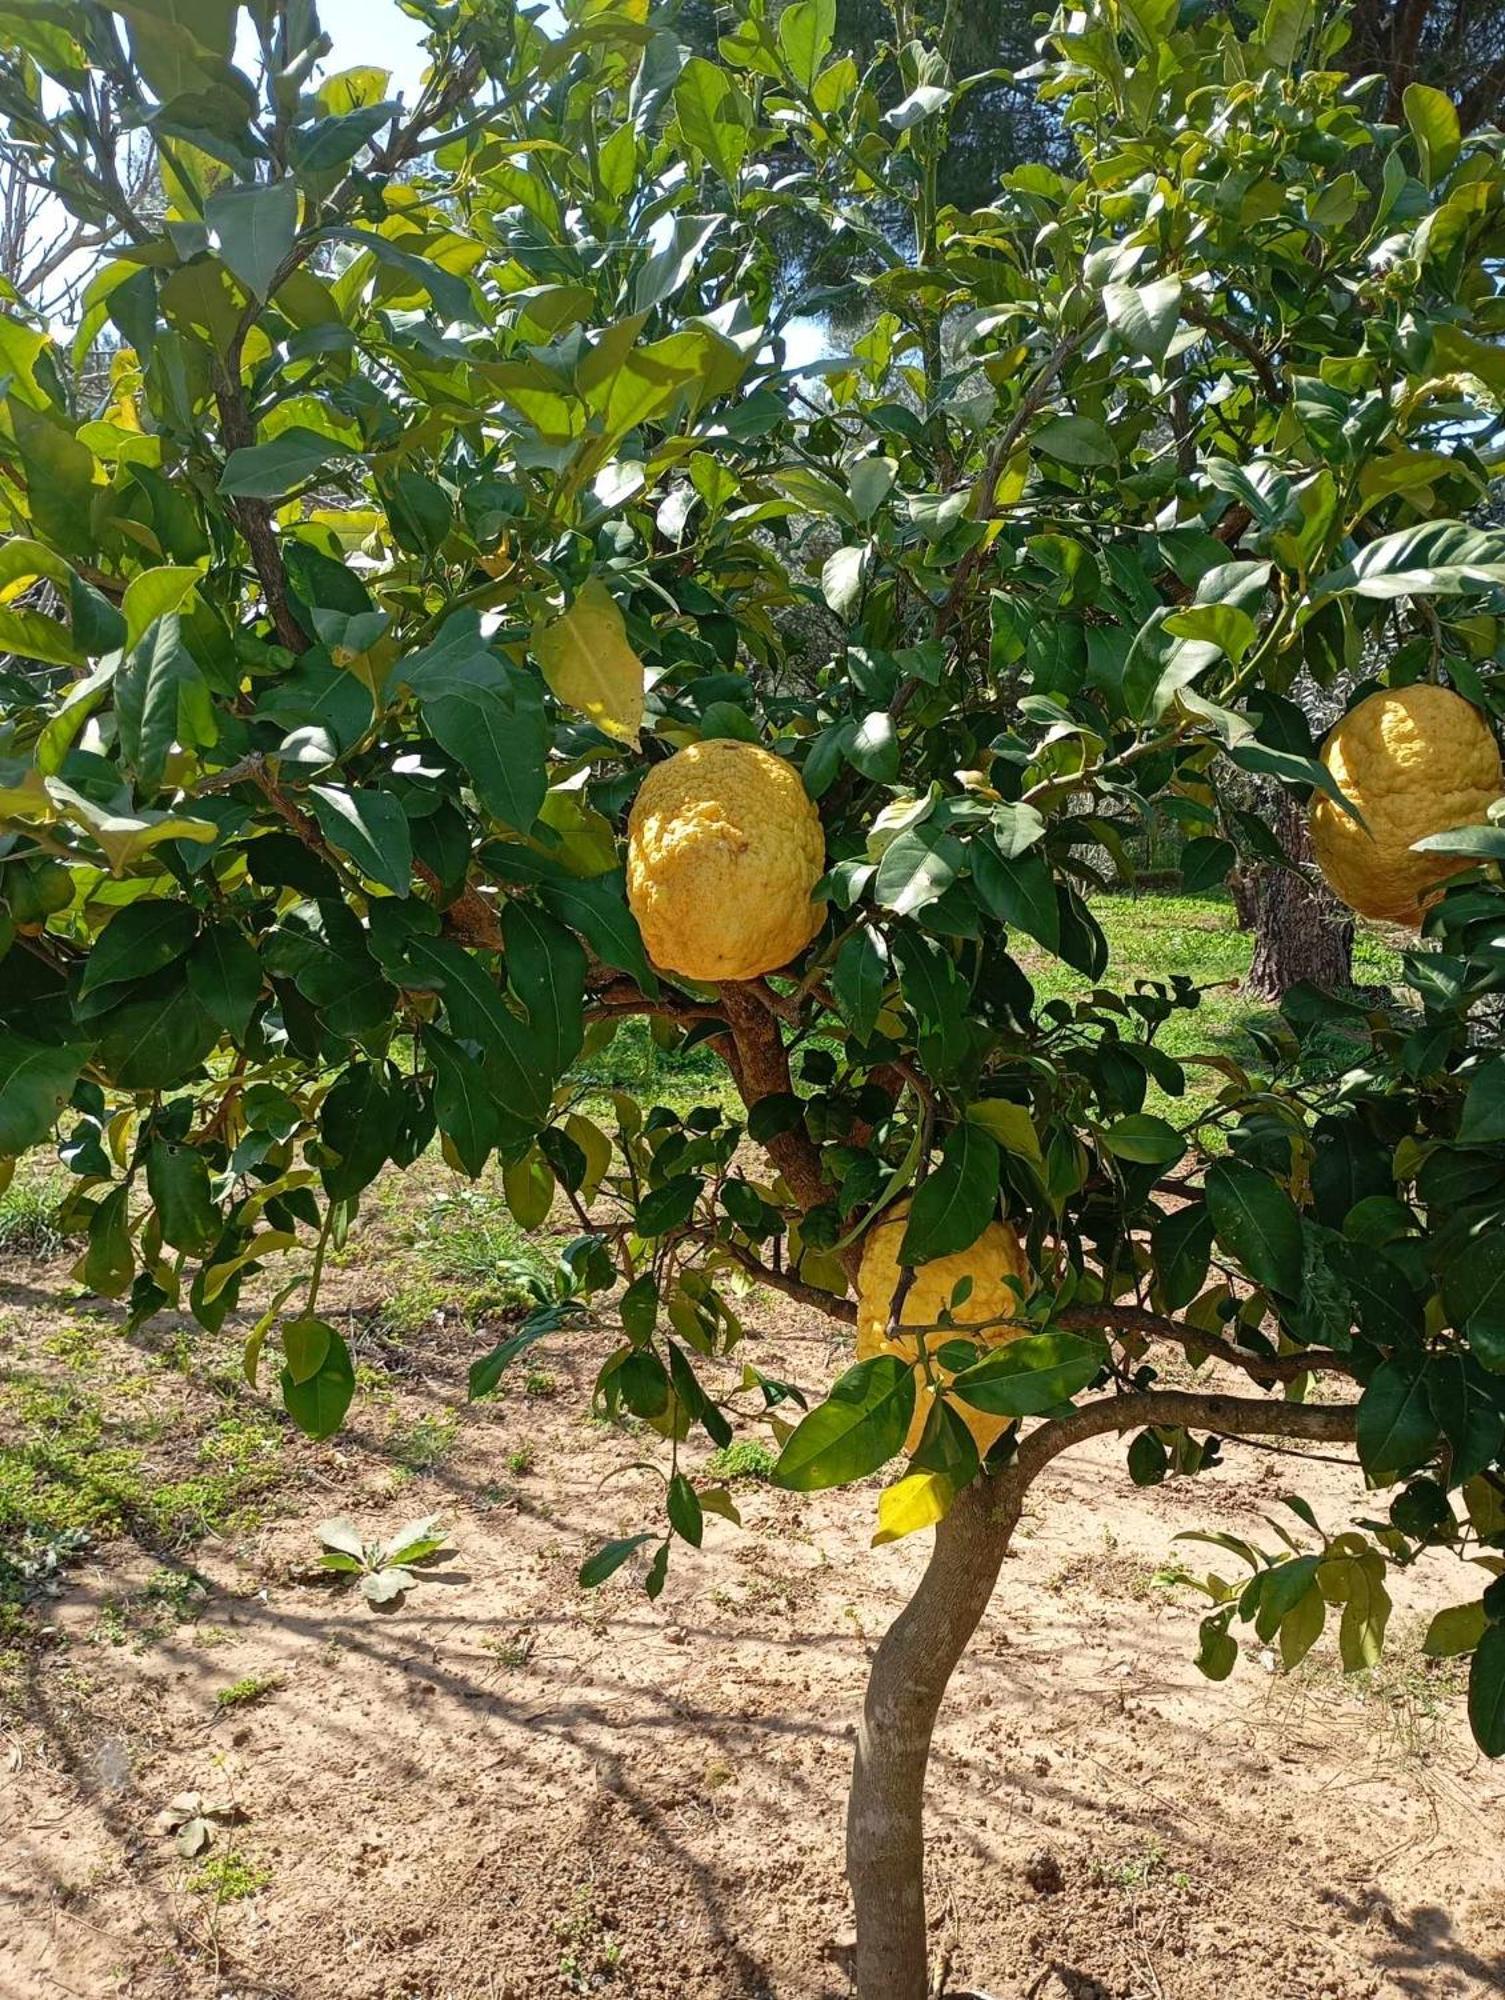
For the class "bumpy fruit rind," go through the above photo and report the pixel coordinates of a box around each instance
[626,739,826,982]
[855,1204,1031,1457]
[1309,685,1503,927]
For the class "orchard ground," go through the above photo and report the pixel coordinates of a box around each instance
[2,893,1500,2000]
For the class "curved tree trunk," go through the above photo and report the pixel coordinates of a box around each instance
[847,1478,1025,2000]
[1246,790,1353,1002]
[846,1392,1360,1999]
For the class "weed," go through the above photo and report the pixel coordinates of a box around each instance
[704,1440,777,1483]
[315,1514,449,1606]
[555,1882,624,1992]
[214,1671,283,1710]
[505,1443,536,1476]
[483,1628,536,1669]
[413,1188,547,1295]
[189,1850,271,1902]
[371,1279,447,1339]
[523,1369,558,1400]
[387,1411,459,1476]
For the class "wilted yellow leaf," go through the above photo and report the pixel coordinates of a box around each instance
[872,1469,954,1547]
[532,576,644,744]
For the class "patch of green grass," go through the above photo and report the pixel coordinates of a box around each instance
[387,1410,460,1476]
[572,1014,737,1123]
[189,1850,271,1902]
[371,1278,448,1339]
[523,1369,558,1400]
[0,1176,69,1258]
[505,1443,536,1476]
[0,1378,285,1555]
[412,1187,549,1295]
[215,1671,282,1710]
[704,1440,778,1483]
[1021,890,1403,1125]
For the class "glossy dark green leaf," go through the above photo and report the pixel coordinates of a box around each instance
[308,785,412,897]
[145,1139,217,1254]
[951,1330,1107,1417]
[772,1354,915,1493]
[281,1331,356,1440]
[1206,1159,1303,1299]
[1357,1358,1441,1480]
[899,1124,1000,1265]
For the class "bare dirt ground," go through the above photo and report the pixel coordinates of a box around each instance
[2,1175,1503,2000]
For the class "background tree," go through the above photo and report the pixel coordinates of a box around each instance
[2,4,1505,1999]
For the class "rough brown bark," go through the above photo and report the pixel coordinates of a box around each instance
[1246,790,1353,1002]
[716,981,861,1279]
[847,1391,1359,2000]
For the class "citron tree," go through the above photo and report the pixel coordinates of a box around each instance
[2,4,1505,1994]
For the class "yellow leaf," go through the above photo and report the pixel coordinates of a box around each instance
[872,1470,954,1547]
[532,576,644,744]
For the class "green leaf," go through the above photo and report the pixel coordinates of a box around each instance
[1103,276,1182,366]
[578,1534,653,1589]
[78,901,197,1007]
[282,1315,333,1386]
[637,1175,702,1235]
[121,565,202,651]
[400,616,548,834]
[667,1471,704,1548]
[319,1063,399,1201]
[145,1139,218,1254]
[899,1124,1000,1265]
[950,1330,1107,1417]
[1312,522,1505,602]
[93,979,219,1089]
[115,615,212,793]
[1459,1062,1505,1145]
[186,924,262,1037]
[536,870,656,995]
[874,822,964,916]
[219,427,358,499]
[1404,82,1461,187]
[426,1028,502,1179]
[674,55,752,185]
[1196,1613,1238,1681]
[777,0,835,89]
[1152,1201,1213,1312]
[832,927,888,1042]
[205,179,297,300]
[1423,1600,1489,1659]
[1102,1114,1185,1168]
[1179,835,1236,892]
[0,1033,86,1154]
[772,1354,915,1492]
[1205,1159,1303,1299]
[1357,1359,1441,1481]
[281,1331,355,1440]
[1411,824,1505,859]
[971,845,1060,952]
[1031,414,1116,467]
[308,784,412,897]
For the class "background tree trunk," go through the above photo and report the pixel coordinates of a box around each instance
[1246,790,1354,1001]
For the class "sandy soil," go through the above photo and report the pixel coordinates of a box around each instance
[2,1222,1503,2000]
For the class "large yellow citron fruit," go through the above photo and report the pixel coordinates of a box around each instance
[855,1204,1031,1457]
[626,739,825,982]
[1309,686,1503,927]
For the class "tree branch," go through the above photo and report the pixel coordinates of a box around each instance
[714,981,858,1276]
[1056,1301,1360,1387]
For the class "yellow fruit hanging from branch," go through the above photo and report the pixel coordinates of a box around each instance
[855,1204,1031,1456]
[626,739,826,983]
[1309,685,1503,926]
